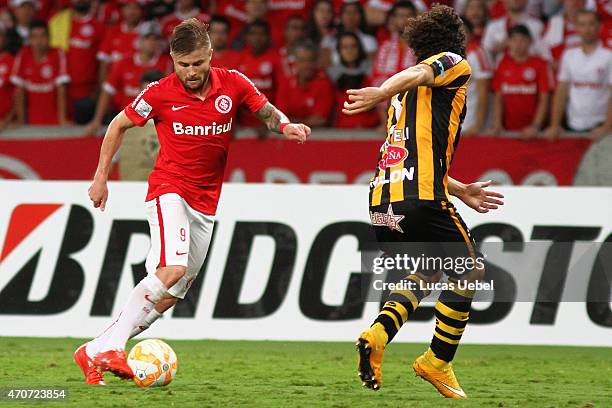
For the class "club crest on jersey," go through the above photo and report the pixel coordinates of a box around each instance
[379,145,408,170]
[215,95,232,114]
[370,205,405,233]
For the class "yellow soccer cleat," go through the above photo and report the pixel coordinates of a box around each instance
[412,352,467,398]
[356,325,387,391]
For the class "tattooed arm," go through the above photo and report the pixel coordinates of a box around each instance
[254,101,312,142]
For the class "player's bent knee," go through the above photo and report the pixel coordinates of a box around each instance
[155,265,187,288]
[416,270,443,283]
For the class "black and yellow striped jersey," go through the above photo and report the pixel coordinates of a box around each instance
[369,51,471,207]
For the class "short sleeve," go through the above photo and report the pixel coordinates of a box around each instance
[557,51,571,82]
[124,81,162,126]
[55,49,70,85]
[229,69,268,113]
[9,51,25,87]
[421,51,472,87]
[103,60,122,95]
[537,59,554,92]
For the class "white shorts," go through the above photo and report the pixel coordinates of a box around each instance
[144,193,215,298]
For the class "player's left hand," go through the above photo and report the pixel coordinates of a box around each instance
[284,123,311,143]
[459,180,505,213]
[343,87,387,115]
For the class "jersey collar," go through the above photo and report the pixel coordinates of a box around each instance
[173,67,221,101]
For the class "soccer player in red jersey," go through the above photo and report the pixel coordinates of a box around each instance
[73,18,310,384]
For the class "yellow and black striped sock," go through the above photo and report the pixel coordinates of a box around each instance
[427,285,475,365]
[372,274,431,344]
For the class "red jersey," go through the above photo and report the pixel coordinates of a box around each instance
[161,10,210,39]
[492,55,553,131]
[369,34,416,86]
[0,52,15,120]
[237,48,279,126]
[267,0,313,47]
[214,0,247,43]
[104,53,172,110]
[97,22,141,64]
[10,47,70,125]
[66,14,105,98]
[211,48,241,70]
[275,72,334,123]
[123,68,268,214]
[596,0,612,22]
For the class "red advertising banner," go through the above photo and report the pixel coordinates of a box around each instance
[225,137,593,186]
[0,135,592,185]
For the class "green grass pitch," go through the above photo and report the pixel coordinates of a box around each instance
[0,337,609,407]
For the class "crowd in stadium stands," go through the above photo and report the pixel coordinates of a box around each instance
[0,0,611,140]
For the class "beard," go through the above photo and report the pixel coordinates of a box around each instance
[181,69,210,92]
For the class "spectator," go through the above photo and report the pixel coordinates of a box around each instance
[461,0,489,46]
[267,0,314,47]
[9,0,36,45]
[305,0,335,46]
[160,0,210,39]
[49,0,105,124]
[97,0,144,82]
[365,0,428,27]
[209,15,240,69]
[462,18,493,136]
[213,0,248,44]
[278,15,306,80]
[482,0,545,60]
[544,10,612,140]
[148,0,177,20]
[231,0,269,50]
[489,24,552,138]
[140,68,165,89]
[0,26,15,130]
[369,1,416,130]
[11,21,70,125]
[276,42,334,127]
[542,0,584,67]
[83,21,172,135]
[0,8,22,55]
[321,2,377,67]
[237,20,279,128]
[328,32,378,128]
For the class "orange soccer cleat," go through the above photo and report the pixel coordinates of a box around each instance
[413,351,467,398]
[93,349,134,380]
[73,343,106,385]
[356,325,388,391]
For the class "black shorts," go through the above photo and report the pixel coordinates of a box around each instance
[369,200,478,277]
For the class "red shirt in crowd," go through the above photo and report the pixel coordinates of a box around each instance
[267,0,314,47]
[492,54,553,130]
[236,48,279,126]
[333,89,379,128]
[0,52,15,120]
[211,48,241,70]
[275,71,334,124]
[370,33,416,86]
[160,10,210,39]
[10,47,70,125]
[104,53,172,110]
[66,14,105,99]
[123,68,268,215]
[97,22,142,64]
[213,0,247,44]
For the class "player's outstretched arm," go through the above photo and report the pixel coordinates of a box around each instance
[88,111,136,212]
[343,64,434,115]
[254,101,311,143]
[448,177,505,214]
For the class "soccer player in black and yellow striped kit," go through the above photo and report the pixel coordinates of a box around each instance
[343,5,505,399]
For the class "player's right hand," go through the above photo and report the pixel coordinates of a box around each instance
[88,180,109,212]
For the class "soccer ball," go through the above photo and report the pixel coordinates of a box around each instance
[127,339,178,388]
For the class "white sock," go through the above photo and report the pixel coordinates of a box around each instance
[129,309,163,338]
[100,274,167,352]
[86,317,119,359]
